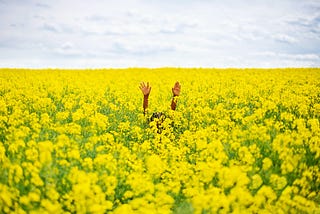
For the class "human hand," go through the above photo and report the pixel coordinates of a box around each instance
[139,82,151,96]
[172,81,181,96]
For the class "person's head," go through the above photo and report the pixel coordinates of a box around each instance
[150,112,166,123]
[149,112,166,133]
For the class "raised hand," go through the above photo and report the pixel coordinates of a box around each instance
[172,81,181,97]
[139,82,151,96]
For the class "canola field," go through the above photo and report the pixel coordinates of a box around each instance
[0,68,319,213]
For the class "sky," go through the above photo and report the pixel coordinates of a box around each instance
[0,0,319,68]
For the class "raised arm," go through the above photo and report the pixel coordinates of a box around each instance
[139,82,151,115]
[171,81,181,110]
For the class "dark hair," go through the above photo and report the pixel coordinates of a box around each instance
[149,112,166,134]
[149,112,166,122]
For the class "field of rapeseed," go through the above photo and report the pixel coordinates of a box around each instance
[0,68,319,213]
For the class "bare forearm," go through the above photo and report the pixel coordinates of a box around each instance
[143,95,149,115]
[171,82,181,110]
[171,96,178,110]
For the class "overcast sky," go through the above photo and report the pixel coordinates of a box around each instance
[0,0,319,68]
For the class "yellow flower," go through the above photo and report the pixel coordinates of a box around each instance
[146,154,165,177]
[7,164,22,185]
[1,68,319,213]
[118,121,131,132]
[20,195,30,205]
[31,173,44,187]
[113,204,134,214]
[56,111,70,121]
[67,148,80,160]
[0,184,13,207]
[40,199,63,213]
[262,157,273,171]
[25,147,39,162]
[38,140,53,164]
[270,174,287,190]
[40,112,50,126]
[250,174,263,190]
[28,191,41,202]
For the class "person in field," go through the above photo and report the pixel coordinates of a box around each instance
[139,81,181,123]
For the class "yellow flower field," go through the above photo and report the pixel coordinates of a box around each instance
[0,68,319,213]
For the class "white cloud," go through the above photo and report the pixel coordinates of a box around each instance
[0,0,319,68]
[272,34,298,44]
[252,51,320,68]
